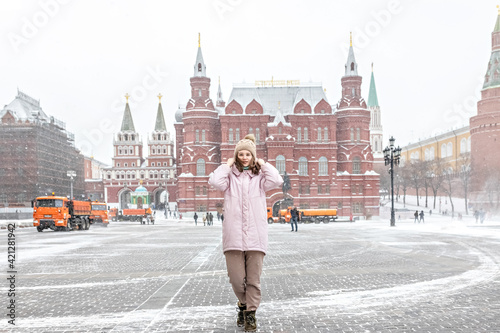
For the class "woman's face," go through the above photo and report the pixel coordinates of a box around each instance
[237,150,253,167]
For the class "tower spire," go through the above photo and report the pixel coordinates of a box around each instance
[216,76,225,107]
[344,33,358,77]
[154,94,167,131]
[193,34,207,77]
[120,94,135,132]
[368,64,379,107]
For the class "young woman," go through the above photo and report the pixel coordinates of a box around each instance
[208,134,283,331]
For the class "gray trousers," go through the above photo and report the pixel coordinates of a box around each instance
[224,250,265,311]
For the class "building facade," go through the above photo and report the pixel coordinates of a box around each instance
[400,126,471,169]
[103,95,176,210]
[0,90,85,206]
[174,40,380,218]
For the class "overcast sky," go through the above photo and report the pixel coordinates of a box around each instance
[0,0,496,163]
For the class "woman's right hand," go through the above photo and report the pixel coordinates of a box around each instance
[226,158,235,167]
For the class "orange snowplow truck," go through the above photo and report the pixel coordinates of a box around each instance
[267,207,337,224]
[118,208,155,224]
[33,195,92,232]
[298,208,337,223]
[90,201,109,227]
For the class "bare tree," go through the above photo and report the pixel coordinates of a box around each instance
[429,158,445,210]
[420,160,431,208]
[398,164,411,207]
[408,160,423,206]
[457,153,471,215]
[375,165,390,202]
[441,167,456,217]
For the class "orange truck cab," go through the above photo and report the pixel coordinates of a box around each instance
[90,201,109,227]
[33,195,92,232]
[109,208,118,221]
[266,207,292,224]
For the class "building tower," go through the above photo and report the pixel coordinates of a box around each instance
[111,94,143,172]
[336,34,373,174]
[470,8,500,209]
[176,34,222,212]
[368,64,384,166]
[146,94,176,207]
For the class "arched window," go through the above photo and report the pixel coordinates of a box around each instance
[256,128,260,143]
[297,127,302,143]
[324,127,328,142]
[317,127,322,142]
[351,62,355,71]
[195,130,200,143]
[350,128,354,142]
[304,127,308,142]
[353,157,361,174]
[441,144,447,158]
[447,142,453,157]
[276,155,285,174]
[319,157,328,176]
[196,158,205,176]
[129,147,133,155]
[229,128,233,144]
[249,127,253,134]
[202,130,206,143]
[375,140,378,152]
[299,157,308,176]
[198,63,202,72]
[430,147,435,160]
[425,148,429,161]
[460,138,467,154]
[356,128,360,142]
[236,128,240,141]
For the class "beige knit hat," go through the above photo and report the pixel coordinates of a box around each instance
[234,134,257,160]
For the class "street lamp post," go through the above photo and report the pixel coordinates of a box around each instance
[67,170,76,199]
[383,137,402,227]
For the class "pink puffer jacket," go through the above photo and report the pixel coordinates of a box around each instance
[208,163,283,254]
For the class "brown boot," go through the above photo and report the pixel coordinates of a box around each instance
[236,302,246,327]
[244,310,257,331]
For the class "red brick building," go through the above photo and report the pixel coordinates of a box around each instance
[84,156,107,201]
[103,95,176,210]
[470,11,500,210]
[174,41,380,219]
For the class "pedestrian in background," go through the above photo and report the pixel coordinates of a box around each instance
[209,212,214,226]
[209,134,283,332]
[290,206,298,232]
[419,210,424,223]
[414,210,419,223]
[203,213,207,226]
[194,212,198,226]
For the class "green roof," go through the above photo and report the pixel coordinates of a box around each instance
[495,14,500,32]
[367,71,379,107]
[154,102,167,131]
[120,103,135,132]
